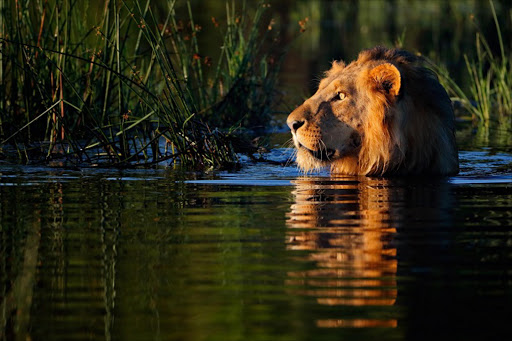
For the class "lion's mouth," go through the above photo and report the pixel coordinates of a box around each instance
[299,144,336,161]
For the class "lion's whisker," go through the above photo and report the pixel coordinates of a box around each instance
[319,139,332,161]
[285,147,298,167]
[281,138,297,167]
[282,138,295,149]
[279,138,290,148]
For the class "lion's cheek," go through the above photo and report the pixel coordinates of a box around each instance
[322,124,358,154]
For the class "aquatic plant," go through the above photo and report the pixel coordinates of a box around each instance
[435,0,512,123]
[0,0,284,168]
[168,1,287,130]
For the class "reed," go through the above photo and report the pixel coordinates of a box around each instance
[0,0,284,168]
[435,0,512,123]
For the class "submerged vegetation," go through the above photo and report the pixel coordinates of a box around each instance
[0,0,286,168]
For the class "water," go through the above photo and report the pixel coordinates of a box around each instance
[3,1,511,338]
[1,144,511,341]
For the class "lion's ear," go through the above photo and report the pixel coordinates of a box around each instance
[369,63,401,98]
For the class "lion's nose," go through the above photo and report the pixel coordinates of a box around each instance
[288,120,305,133]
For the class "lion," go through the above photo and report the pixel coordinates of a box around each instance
[287,46,459,176]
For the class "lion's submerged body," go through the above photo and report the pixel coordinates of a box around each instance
[287,46,459,176]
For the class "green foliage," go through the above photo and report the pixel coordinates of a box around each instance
[167,1,285,129]
[435,0,512,123]
[0,0,284,168]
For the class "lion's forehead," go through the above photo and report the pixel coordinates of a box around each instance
[319,64,365,94]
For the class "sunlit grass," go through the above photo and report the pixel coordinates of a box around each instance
[435,0,512,123]
[0,0,285,168]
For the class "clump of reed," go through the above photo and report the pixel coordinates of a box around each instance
[0,0,285,168]
[435,0,512,123]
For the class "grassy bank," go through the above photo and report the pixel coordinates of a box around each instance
[0,0,286,168]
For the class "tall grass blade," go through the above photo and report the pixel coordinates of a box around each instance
[0,0,288,168]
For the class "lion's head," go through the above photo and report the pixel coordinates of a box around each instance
[287,46,459,176]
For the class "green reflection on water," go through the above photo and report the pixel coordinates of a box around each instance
[2,167,511,340]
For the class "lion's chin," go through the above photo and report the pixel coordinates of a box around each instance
[295,145,361,174]
[296,147,331,172]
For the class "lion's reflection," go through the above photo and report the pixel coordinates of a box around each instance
[286,176,400,328]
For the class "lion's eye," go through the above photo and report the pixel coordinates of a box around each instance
[333,92,346,101]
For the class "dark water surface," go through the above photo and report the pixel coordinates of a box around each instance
[1,146,511,341]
